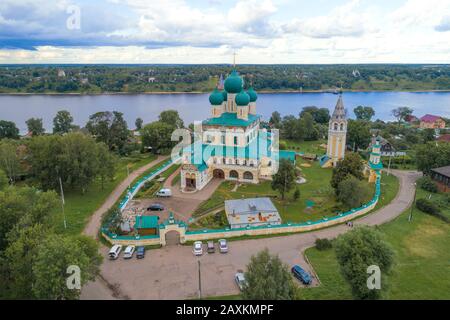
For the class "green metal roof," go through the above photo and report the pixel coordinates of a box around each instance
[369,161,383,170]
[203,112,260,127]
[279,150,296,163]
[134,216,159,229]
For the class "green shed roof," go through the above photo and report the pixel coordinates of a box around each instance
[134,216,159,229]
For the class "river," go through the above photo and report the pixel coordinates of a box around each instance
[0,91,449,133]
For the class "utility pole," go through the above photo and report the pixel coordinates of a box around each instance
[59,177,67,230]
[408,182,417,222]
[198,260,202,299]
[387,153,392,176]
[127,164,131,190]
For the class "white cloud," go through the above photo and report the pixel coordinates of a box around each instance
[435,16,450,32]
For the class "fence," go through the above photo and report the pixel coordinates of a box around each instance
[102,169,382,246]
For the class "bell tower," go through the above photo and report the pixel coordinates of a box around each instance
[326,94,347,166]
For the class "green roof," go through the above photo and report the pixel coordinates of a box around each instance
[279,150,297,163]
[203,112,260,127]
[134,216,159,229]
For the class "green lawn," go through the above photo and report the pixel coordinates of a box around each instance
[54,153,157,235]
[281,139,327,155]
[302,188,450,300]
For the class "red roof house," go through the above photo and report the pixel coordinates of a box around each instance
[420,114,446,129]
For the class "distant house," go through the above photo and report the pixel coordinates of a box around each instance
[420,114,446,129]
[405,115,419,125]
[368,135,405,157]
[429,166,450,192]
[57,69,66,77]
[148,77,156,83]
[224,197,282,229]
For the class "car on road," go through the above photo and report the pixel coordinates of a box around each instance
[291,265,312,285]
[235,271,247,291]
[193,241,203,256]
[218,239,228,253]
[136,246,145,259]
[156,188,172,197]
[108,244,122,260]
[207,241,215,253]
[123,245,135,259]
[147,203,164,211]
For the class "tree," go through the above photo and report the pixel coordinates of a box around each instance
[86,111,129,152]
[347,119,371,150]
[293,187,300,201]
[0,170,7,190]
[141,121,175,153]
[337,176,372,210]
[0,120,19,140]
[2,224,48,299]
[159,110,184,129]
[0,186,58,251]
[242,249,297,300]
[415,142,450,174]
[271,159,296,200]
[27,133,113,192]
[421,128,435,143]
[53,110,74,134]
[299,112,319,141]
[330,152,364,193]
[0,140,20,183]
[391,107,413,127]
[135,117,143,130]
[269,111,282,128]
[335,226,395,299]
[96,142,116,190]
[26,118,45,136]
[32,234,102,299]
[354,106,375,121]
[300,106,330,124]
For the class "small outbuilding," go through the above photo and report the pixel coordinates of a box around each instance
[134,215,159,236]
[430,165,450,192]
[224,197,282,229]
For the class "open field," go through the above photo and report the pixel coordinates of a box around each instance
[302,188,450,300]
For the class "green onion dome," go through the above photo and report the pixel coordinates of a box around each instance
[235,90,250,106]
[209,88,224,105]
[222,90,227,101]
[247,87,258,102]
[224,70,243,94]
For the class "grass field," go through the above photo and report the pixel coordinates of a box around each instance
[54,153,157,235]
[302,187,450,300]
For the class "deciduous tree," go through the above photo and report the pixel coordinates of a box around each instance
[335,227,395,300]
[26,118,45,136]
[271,159,296,200]
[242,249,297,300]
[53,110,74,135]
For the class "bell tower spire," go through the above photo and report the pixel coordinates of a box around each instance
[326,94,348,166]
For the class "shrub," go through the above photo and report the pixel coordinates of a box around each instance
[315,238,332,251]
[416,198,449,223]
[416,198,439,215]
[417,176,438,193]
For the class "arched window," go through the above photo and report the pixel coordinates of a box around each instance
[229,170,238,179]
[340,123,344,131]
[243,171,253,180]
[334,123,338,130]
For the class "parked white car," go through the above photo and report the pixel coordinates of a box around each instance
[156,188,172,197]
[108,244,122,260]
[218,239,228,253]
[235,271,247,291]
[193,241,203,256]
[123,245,135,259]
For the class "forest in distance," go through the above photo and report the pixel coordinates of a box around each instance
[1,64,450,94]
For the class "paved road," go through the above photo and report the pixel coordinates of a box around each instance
[83,156,167,238]
[81,170,420,300]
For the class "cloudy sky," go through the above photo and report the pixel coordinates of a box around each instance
[0,0,449,64]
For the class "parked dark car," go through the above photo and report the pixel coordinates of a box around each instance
[147,203,164,211]
[291,265,312,285]
[136,246,146,259]
[207,241,215,253]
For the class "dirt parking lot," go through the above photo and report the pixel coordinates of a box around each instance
[123,174,223,224]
